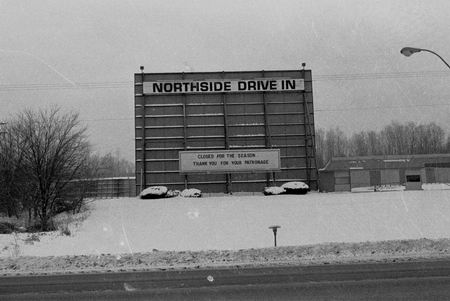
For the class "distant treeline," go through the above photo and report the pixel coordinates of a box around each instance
[315,121,450,168]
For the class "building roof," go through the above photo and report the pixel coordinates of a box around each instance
[320,153,450,172]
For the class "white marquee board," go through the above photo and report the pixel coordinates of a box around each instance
[179,149,281,173]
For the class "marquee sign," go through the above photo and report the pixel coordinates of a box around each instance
[143,78,304,95]
[179,149,281,173]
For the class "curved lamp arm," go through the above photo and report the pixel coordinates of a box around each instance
[400,47,450,70]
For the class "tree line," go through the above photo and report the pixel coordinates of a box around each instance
[315,121,450,168]
[0,107,134,230]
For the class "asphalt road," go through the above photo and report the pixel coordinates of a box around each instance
[1,259,450,300]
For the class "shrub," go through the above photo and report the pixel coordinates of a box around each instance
[0,221,18,234]
[52,210,89,236]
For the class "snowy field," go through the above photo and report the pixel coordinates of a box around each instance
[1,185,450,258]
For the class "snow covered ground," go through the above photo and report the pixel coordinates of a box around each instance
[1,185,450,258]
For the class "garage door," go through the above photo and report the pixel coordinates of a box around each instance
[334,170,350,192]
[380,169,400,185]
[350,170,370,188]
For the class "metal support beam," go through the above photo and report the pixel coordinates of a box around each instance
[261,70,275,186]
[222,91,232,194]
[140,68,147,190]
[182,73,189,189]
[301,68,319,190]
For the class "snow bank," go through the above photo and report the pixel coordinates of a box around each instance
[423,183,450,190]
[1,189,450,258]
[1,238,449,275]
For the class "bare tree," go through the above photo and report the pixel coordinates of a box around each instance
[380,122,410,155]
[317,121,448,163]
[97,152,134,177]
[425,122,446,154]
[349,131,368,156]
[62,154,102,214]
[366,130,381,155]
[446,135,450,153]
[314,128,326,168]
[12,107,90,230]
[325,127,348,159]
[0,126,29,218]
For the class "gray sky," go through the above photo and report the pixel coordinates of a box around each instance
[0,0,449,162]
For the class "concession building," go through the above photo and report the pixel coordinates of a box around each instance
[319,154,450,192]
[134,69,318,194]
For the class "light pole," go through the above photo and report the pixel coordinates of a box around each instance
[400,47,450,70]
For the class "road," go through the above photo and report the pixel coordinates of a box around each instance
[1,259,449,300]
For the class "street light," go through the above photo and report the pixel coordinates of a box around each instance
[400,47,450,69]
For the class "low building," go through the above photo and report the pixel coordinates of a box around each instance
[319,154,450,192]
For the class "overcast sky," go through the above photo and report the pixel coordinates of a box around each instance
[0,0,449,162]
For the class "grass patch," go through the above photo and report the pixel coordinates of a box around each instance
[52,208,91,236]
[0,222,19,234]
[23,233,41,245]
